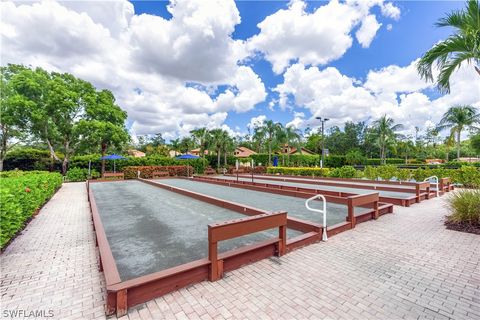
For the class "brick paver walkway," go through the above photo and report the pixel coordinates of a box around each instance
[1,183,479,320]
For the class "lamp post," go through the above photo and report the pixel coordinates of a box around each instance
[315,117,329,168]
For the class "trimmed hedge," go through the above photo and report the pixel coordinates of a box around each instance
[267,166,331,177]
[0,171,63,248]
[122,166,194,179]
[3,148,62,171]
[66,167,100,182]
[71,155,207,175]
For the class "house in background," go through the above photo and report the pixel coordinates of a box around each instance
[189,148,209,156]
[277,144,316,155]
[234,146,257,158]
[127,149,146,158]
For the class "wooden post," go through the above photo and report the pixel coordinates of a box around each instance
[278,225,287,256]
[208,227,220,281]
[373,200,379,220]
[415,184,420,203]
[347,198,356,228]
[106,292,117,316]
[116,289,128,318]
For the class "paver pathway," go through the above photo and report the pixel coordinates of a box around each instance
[1,182,479,320]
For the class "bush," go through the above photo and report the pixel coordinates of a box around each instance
[0,171,63,248]
[345,150,366,165]
[122,165,194,179]
[267,166,331,177]
[446,190,480,226]
[365,158,405,165]
[329,166,357,178]
[66,168,100,182]
[3,148,62,171]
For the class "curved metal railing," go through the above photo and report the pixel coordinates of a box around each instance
[305,194,328,241]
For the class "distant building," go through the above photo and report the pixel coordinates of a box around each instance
[425,159,444,164]
[234,147,257,158]
[127,149,146,158]
[277,144,316,155]
[190,148,209,156]
[456,157,480,163]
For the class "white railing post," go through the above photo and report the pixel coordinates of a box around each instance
[424,176,439,197]
[305,194,328,241]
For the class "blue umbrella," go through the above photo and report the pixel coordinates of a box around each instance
[100,154,127,160]
[176,154,200,160]
[99,154,127,173]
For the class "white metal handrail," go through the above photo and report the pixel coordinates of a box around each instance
[424,175,439,197]
[305,194,328,241]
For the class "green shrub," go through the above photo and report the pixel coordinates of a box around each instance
[267,166,330,177]
[345,150,366,165]
[446,190,480,226]
[66,168,100,182]
[122,165,194,179]
[0,172,63,248]
[329,166,357,178]
[376,165,398,180]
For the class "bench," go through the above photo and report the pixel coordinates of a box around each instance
[152,171,170,178]
[103,172,124,180]
[205,167,216,175]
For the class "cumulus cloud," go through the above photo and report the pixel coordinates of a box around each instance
[274,62,480,136]
[247,0,400,73]
[0,0,266,139]
[356,15,381,48]
[247,115,267,131]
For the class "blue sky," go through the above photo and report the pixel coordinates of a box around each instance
[130,0,467,135]
[2,0,478,140]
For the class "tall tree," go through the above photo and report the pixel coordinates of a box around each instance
[209,129,229,169]
[282,126,302,164]
[77,90,129,175]
[437,105,480,159]
[257,120,283,165]
[417,0,480,93]
[0,65,29,171]
[190,128,209,158]
[178,137,194,154]
[169,138,180,156]
[372,115,404,164]
[10,67,98,174]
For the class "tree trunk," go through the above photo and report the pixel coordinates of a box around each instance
[268,140,272,166]
[217,149,221,170]
[456,130,461,159]
[46,139,60,162]
[61,140,70,175]
[224,151,227,166]
[101,143,107,177]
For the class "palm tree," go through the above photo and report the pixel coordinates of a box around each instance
[178,137,194,154]
[209,129,229,170]
[372,115,404,164]
[169,138,180,156]
[417,0,480,93]
[258,120,283,165]
[190,128,209,158]
[437,105,480,159]
[283,126,302,165]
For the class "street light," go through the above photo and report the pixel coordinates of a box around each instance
[315,117,329,168]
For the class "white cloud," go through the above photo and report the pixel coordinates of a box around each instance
[286,112,305,129]
[275,61,480,137]
[356,15,381,48]
[0,0,266,139]
[381,2,401,20]
[247,115,267,131]
[364,59,433,94]
[215,66,267,113]
[247,0,400,74]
